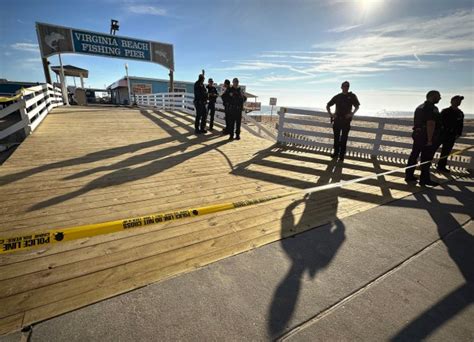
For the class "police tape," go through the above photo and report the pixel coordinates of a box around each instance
[0,90,24,103]
[0,145,472,254]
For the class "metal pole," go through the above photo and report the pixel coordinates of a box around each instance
[80,75,84,88]
[169,70,174,92]
[58,52,69,106]
[125,63,131,105]
[41,57,51,84]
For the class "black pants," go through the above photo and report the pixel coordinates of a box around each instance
[332,121,351,157]
[228,109,242,138]
[223,106,230,133]
[194,101,207,131]
[207,102,216,130]
[437,136,456,169]
[406,131,436,182]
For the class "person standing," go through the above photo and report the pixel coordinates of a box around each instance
[326,81,360,161]
[225,78,246,141]
[206,78,218,131]
[193,74,208,134]
[405,90,442,186]
[436,95,465,172]
[220,79,231,134]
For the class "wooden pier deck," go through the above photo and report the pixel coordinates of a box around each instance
[0,105,464,335]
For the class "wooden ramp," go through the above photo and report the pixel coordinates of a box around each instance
[0,106,465,335]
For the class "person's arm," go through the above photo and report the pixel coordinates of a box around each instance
[326,96,336,119]
[349,94,360,118]
[457,112,464,137]
[426,120,435,146]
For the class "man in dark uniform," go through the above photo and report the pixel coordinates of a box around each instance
[225,78,247,141]
[220,79,231,134]
[436,95,465,172]
[326,81,360,161]
[193,74,208,134]
[405,90,441,186]
[206,78,218,131]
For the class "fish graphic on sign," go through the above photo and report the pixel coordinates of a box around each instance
[154,50,169,62]
[45,32,65,51]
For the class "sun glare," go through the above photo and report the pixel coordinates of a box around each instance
[359,0,383,14]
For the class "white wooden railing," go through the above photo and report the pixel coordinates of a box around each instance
[136,92,276,141]
[0,84,63,141]
[277,107,474,170]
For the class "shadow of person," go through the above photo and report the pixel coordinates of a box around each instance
[390,180,474,341]
[268,160,346,338]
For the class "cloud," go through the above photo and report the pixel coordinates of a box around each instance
[128,5,167,16]
[327,24,362,33]
[449,57,474,63]
[11,43,39,53]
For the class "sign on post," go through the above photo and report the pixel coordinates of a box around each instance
[269,97,277,106]
[36,22,174,70]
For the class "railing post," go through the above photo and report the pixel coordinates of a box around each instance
[277,107,286,143]
[373,120,384,157]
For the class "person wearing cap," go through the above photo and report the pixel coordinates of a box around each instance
[326,81,360,161]
[225,78,247,141]
[206,78,218,131]
[436,95,465,172]
[405,90,441,186]
[220,79,231,134]
[193,74,208,134]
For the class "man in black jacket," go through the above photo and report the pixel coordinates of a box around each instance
[326,81,360,161]
[436,95,465,172]
[193,74,208,134]
[225,78,246,141]
[405,90,441,186]
[206,78,218,131]
[220,79,231,134]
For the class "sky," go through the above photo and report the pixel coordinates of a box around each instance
[1,0,473,114]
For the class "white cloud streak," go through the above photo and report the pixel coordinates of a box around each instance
[128,5,167,16]
[327,24,362,33]
[11,43,39,53]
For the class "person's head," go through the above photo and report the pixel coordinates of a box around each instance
[451,95,464,108]
[426,90,441,104]
[341,81,350,94]
[208,78,214,86]
[232,77,239,88]
[198,74,205,83]
[224,79,230,87]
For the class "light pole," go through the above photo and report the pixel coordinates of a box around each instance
[125,63,131,105]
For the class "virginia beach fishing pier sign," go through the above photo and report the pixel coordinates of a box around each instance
[36,22,174,70]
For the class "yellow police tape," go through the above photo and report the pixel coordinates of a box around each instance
[0,145,472,254]
[0,90,24,103]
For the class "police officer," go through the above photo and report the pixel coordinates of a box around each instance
[326,81,360,161]
[405,90,441,186]
[225,78,246,141]
[193,74,208,134]
[206,78,218,131]
[220,79,231,134]
[436,95,465,172]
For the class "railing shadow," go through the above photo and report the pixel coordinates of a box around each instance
[268,160,345,338]
[388,181,474,341]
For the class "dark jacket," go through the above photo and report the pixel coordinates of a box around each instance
[206,85,218,104]
[194,80,208,103]
[224,86,246,111]
[441,107,464,137]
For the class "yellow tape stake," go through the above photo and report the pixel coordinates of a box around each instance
[0,146,472,254]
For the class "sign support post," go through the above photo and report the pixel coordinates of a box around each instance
[58,51,69,106]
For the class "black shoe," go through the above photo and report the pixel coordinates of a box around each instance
[405,176,418,183]
[200,129,207,133]
[420,180,439,187]
[330,153,338,159]
[235,136,240,140]
[437,167,450,173]
[209,126,214,131]
[222,129,228,135]
[194,130,200,135]
[338,156,344,162]
[228,136,234,141]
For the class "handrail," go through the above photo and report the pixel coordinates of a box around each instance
[278,106,473,170]
[0,83,63,141]
[136,92,276,142]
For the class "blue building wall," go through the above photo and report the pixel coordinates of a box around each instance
[129,78,194,94]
